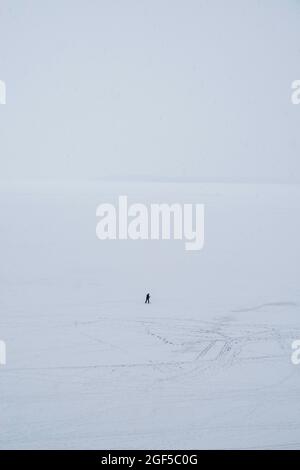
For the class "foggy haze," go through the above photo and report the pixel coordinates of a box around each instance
[0,0,299,182]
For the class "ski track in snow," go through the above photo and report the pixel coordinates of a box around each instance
[1,308,300,449]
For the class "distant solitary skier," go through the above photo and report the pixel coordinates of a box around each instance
[145,293,150,304]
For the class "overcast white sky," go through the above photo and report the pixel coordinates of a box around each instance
[0,0,300,182]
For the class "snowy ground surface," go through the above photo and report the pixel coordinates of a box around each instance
[0,181,300,449]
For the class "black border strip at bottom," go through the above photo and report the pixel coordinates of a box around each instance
[0,450,299,465]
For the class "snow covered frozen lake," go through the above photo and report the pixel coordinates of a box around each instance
[0,181,300,449]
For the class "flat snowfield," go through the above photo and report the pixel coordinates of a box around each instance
[0,182,300,449]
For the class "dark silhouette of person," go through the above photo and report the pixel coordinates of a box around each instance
[145,293,150,304]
